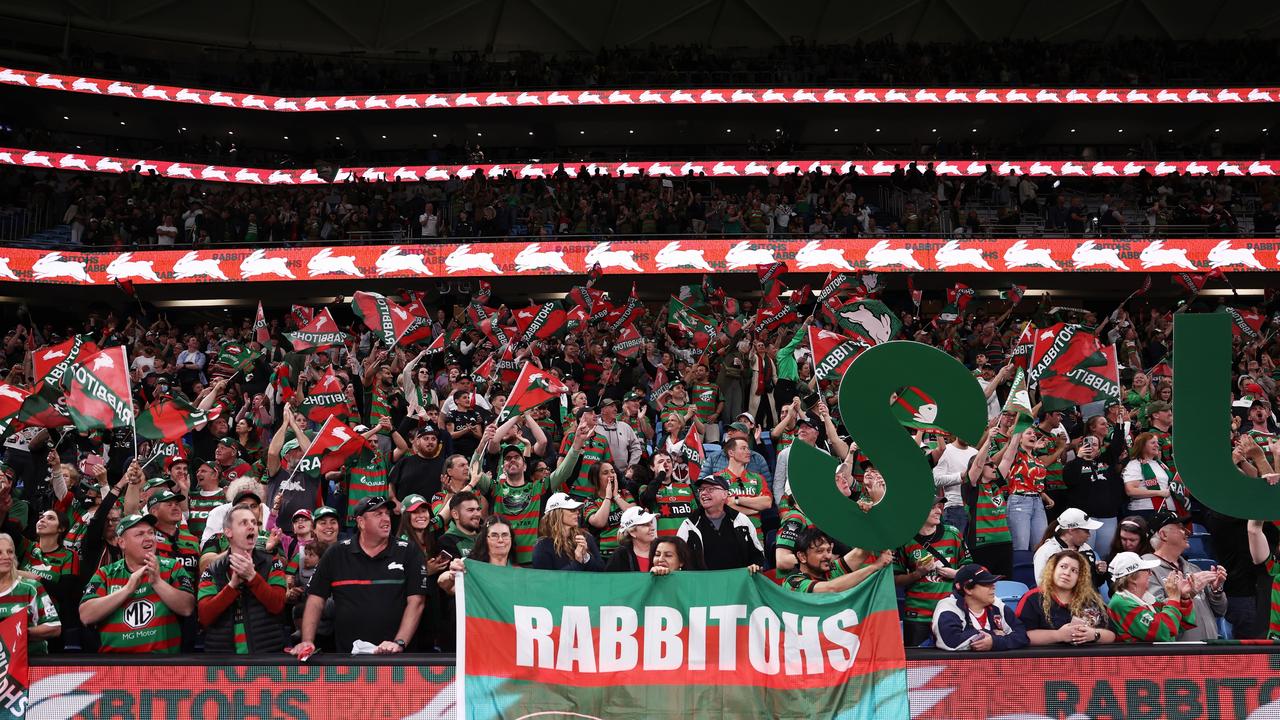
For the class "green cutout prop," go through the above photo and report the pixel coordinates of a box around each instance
[789,341,989,550]
[1173,313,1280,520]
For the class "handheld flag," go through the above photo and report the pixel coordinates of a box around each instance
[514,303,568,345]
[809,327,871,383]
[892,386,943,431]
[62,345,135,432]
[678,423,704,483]
[351,291,414,348]
[833,299,901,345]
[305,416,373,476]
[285,308,350,352]
[300,367,353,424]
[498,362,570,423]
[209,340,263,379]
[613,325,645,359]
[253,302,270,344]
[135,393,219,443]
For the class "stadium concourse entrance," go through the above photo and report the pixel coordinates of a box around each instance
[30,645,1280,718]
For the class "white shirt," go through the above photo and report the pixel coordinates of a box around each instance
[976,377,1001,419]
[935,444,979,507]
[1033,536,1096,580]
[156,224,178,246]
[1123,459,1170,512]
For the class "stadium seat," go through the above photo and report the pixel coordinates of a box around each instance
[995,580,1029,607]
[1218,616,1233,640]
[1187,533,1215,561]
[1012,550,1035,587]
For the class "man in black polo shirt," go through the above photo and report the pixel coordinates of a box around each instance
[291,496,428,656]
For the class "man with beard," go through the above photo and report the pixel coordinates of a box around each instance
[213,437,251,486]
[197,504,288,653]
[784,528,892,593]
[436,492,484,560]
[362,355,403,456]
[292,497,427,655]
[80,513,195,653]
[390,426,451,508]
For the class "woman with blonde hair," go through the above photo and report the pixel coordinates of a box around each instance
[0,533,62,654]
[1016,550,1116,646]
[532,493,603,571]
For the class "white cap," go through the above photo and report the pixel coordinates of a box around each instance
[737,412,755,424]
[618,506,656,531]
[1109,551,1161,580]
[1056,508,1103,531]
[544,492,584,514]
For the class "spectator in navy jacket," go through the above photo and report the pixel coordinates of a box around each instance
[931,564,1029,651]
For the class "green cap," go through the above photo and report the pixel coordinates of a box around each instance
[281,438,301,455]
[217,437,240,449]
[1147,401,1172,415]
[727,422,750,434]
[117,513,157,535]
[143,476,173,491]
[147,489,185,508]
[313,506,339,521]
[401,494,428,512]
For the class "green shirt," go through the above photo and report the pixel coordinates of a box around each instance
[0,577,60,655]
[82,556,193,653]
[784,557,850,593]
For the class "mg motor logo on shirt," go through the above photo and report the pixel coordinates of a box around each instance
[124,600,155,629]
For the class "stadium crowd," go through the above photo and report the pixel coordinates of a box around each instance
[3,163,1276,248]
[0,266,1275,656]
[41,37,1280,94]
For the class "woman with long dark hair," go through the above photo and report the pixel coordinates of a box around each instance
[1123,433,1173,521]
[649,537,700,574]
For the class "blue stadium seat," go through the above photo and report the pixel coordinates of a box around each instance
[1012,550,1035,587]
[996,580,1029,607]
[1187,558,1216,571]
[1187,534,1215,562]
[1218,615,1233,640]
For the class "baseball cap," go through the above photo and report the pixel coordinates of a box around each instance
[164,456,188,472]
[292,508,314,522]
[598,398,618,409]
[143,476,174,492]
[1147,401,1172,415]
[500,444,525,459]
[624,390,645,402]
[414,424,443,440]
[400,494,428,513]
[117,513,157,535]
[795,413,818,428]
[737,412,755,424]
[1056,508,1104,531]
[1104,399,1122,410]
[1110,551,1161,580]
[694,475,731,491]
[544,492,584,514]
[618,506,656,531]
[313,506,339,521]
[1036,408,1064,422]
[147,489,185,509]
[726,421,750,434]
[354,496,390,517]
[217,437,239,449]
[1148,509,1185,535]
[232,488,263,505]
[280,438,301,455]
[954,564,1002,587]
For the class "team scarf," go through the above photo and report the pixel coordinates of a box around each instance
[1139,459,1189,518]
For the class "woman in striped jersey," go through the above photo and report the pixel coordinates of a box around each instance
[638,452,699,539]
[963,426,1013,578]
[0,534,61,654]
[584,461,635,558]
[1106,551,1196,642]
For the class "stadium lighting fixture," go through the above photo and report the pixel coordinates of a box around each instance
[1117,129,1124,133]
[1070,128,1076,133]
[62,116,68,120]
[119,121,126,125]
[725,128,732,133]
[629,129,634,134]
[381,134,387,139]
[1214,128,1221,132]
[1167,128,1173,133]
[875,128,881,132]
[432,133,438,138]
[931,128,937,132]
[833,128,839,133]
[528,131,534,136]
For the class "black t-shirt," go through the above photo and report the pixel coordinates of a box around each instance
[1063,458,1126,519]
[266,468,324,531]
[1203,510,1279,597]
[390,452,447,502]
[307,537,428,651]
[1014,588,1105,635]
[447,408,490,458]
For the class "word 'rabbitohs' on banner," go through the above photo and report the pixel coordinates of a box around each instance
[458,561,909,720]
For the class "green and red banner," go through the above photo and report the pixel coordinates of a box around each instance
[458,561,909,719]
[0,610,27,718]
[135,393,219,443]
[61,345,135,432]
[286,308,350,352]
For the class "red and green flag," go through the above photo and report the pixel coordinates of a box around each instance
[300,367,353,424]
[269,353,307,405]
[0,610,28,714]
[607,284,644,332]
[1000,284,1026,304]
[457,560,908,719]
[678,423,704,482]
[1222,307,1264,340]
[809,327,870,384]
[286,308,350,352]
[1010,322,1037,370]
[0,383,29,437]
[352,291,414,348]
[135,393,219,443]
[613,326,645,360]
[936,283,975,325]
[209,340,263,379]
[398,294,435,347]
[33,335,100,386]
[1030,324,1110,411]
[514,303,568,345]
[253,302,270,344]
[667,297,716,349]
[62,345,135,432]
[498,362,569,424]
[476,280,493,304]
[816,272,857,306]
[305,415,373,476]
[291,304,314,328]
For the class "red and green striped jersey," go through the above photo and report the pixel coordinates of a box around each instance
[893,526,970,624]
[1247,428,1276,451]
[784,556,851,593]
[774,431,798,451]
[716,468,771,543]
[187,487,226,540]
[560,430,614,501]
[22,544,80,585]
[368,384,393,433]
[658,400,690,425]
[1265,554,1280,640]
[83,556,193,653]
[345,448,390,526]
[63,504,95,551]
[987,431,1011,458]
[1145,426,1176,475]
[974,476,1012,546]
[775,505,813,552]
[1107,591,1195,642]
[196,556,288,654]
[1008,452,1048,495]
[1034,433,1066,492]
[689,382,720,423]
[582,489,637,556]
[0,577,60,655]
[155,522,202,578]
[486,479,548,565]
[642,481,698,537]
